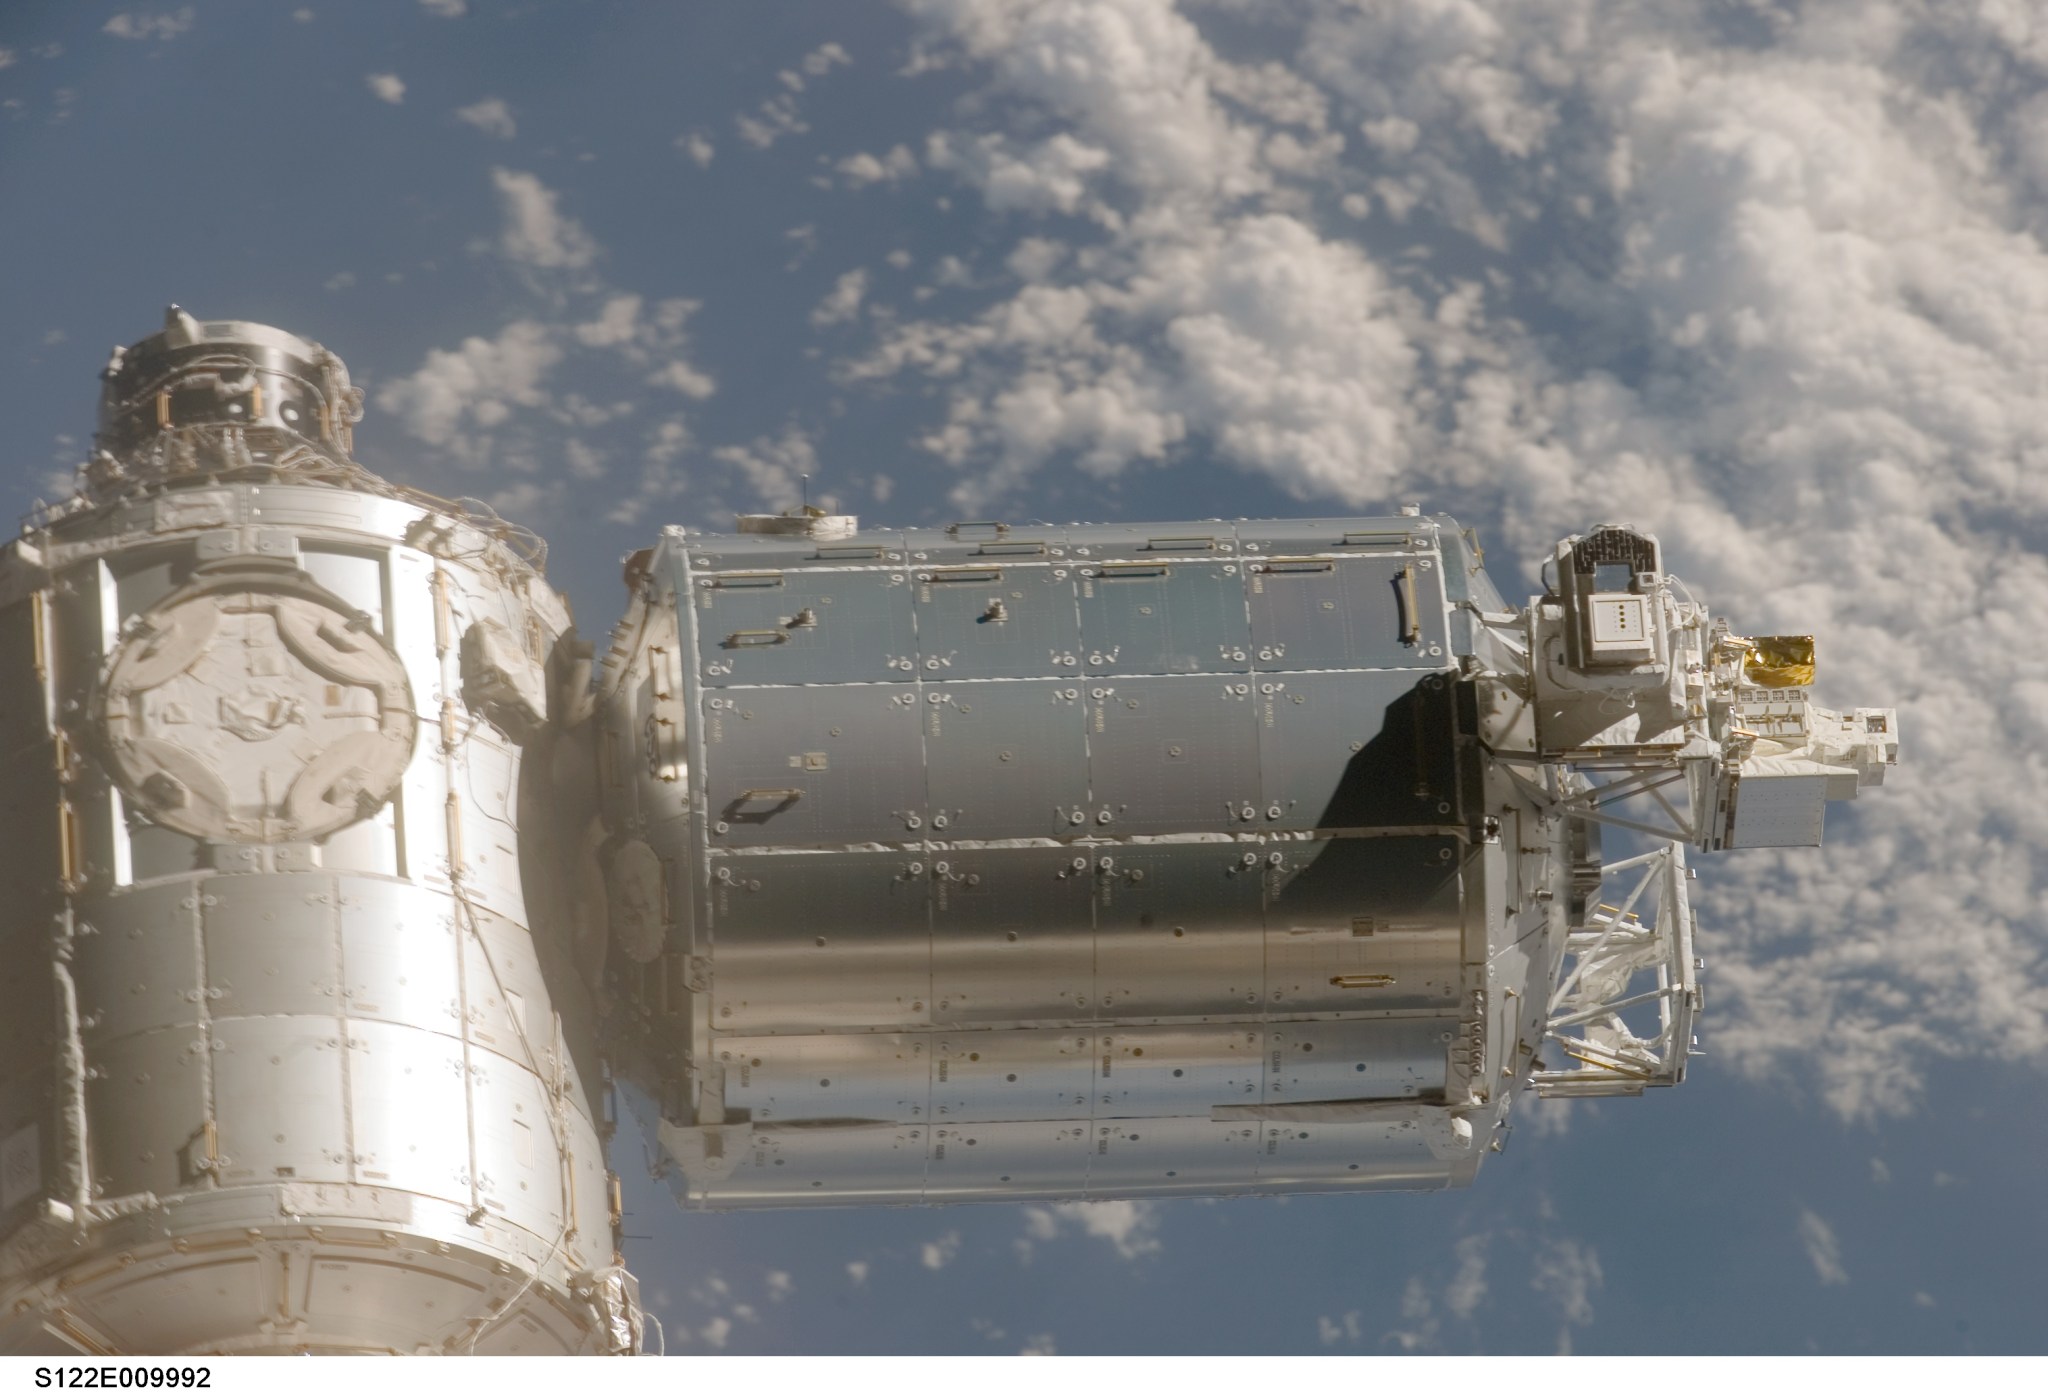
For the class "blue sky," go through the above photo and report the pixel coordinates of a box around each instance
[5,0,2045,1355]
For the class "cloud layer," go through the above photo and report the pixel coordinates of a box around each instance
[375,171,719,523]
[368,1,2048,1121]
[839,0,2048,1119]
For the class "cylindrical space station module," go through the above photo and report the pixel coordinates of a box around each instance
[0,312,633,1354]
[0,311,1901,1354]
[595,513,1897,1207]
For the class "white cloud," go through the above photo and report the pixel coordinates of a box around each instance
[1067,1199,1162,1259]
[1797,1209,1850,1286]
[902,0,1271,207]
[103,9,194,41]
[1317,1311,1362,1347]
[923,130,1114,217]
[1530,1236,1602,1348]
[605,415,695,527]
[1018,1333,1057,1356]
[1380,1233,1490,1350]
[373,150,714,516]
[420,0,466,16]
[380,280,712,513]
[838,144,920,187]
[365,73,406,105]
[490,167,598,271]
[764,1271,794,1302]
[649,359,716,398]
[920,1231,961,1270]
[676,132,716,168]
[1005,238,1065,281]
[1443,1235,1489,1319]
[573,294,644,349]
[866,0,2048,1121]
[811,269,870,327]
[846,1261,869,1286]
[0,48,15,70]
[375,320,561,458]
[737,93,808,150]
[1382,1274,1439,1352]
[456,97,516,139]
[1522,1096,1574,1140]
[570,294,713,398]
[698,1315,731,1350]
[1016,1199,1163,1262]
[564,438,605,480]
[802,42,852,77]
[713,427,819,514]
[851,212,1416,509]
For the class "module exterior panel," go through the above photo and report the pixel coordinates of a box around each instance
[693,561,919,688]
[1090,843,1267,1021]
[0,454,627,1350]
[1076,554,1251,677]
[709,850,933,1033]
[912,558,1081,681]
[929,846,1097,1027]
[1086,676,1260,835]
[921,681,1090,840]
[701,684,926,846]
[615,515,1501,1207]
[1257,669,1462,832]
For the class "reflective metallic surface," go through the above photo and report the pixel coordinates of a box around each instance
[1,312,1902,1351]
[600,519,1543,1205]
[0,313,635,1355]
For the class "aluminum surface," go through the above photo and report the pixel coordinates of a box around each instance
[605,516,1513,1207]
[1,315,636,1356]
[7,313,1903,1349]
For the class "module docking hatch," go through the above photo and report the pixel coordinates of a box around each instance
[0,311,1899,1354]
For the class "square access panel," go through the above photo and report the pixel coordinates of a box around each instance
[1237,521,1449,671]
[910,558,1082,680]
[920,680,1089,840]
[699,685,926,847]
[925,1119,1092,1202]
[1094,1025,1265,1117]
[1085,675,1261,835]
[1262,836,1467,1014]
[709,850,933,1033]
[701,1125,931,1207]
[930,845,1096,1027]
[718,1032,931,1126]
[1256,669,1462,833]
[1087,1116,1260,1197]
[932,1028,1095,1124]
[1072,537,1253,678]
[1263,1019,1451,1103]
[1092,843,1266,1021]
[686,556,918,688]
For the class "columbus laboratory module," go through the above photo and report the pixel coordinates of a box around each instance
[0,311,1899,1354]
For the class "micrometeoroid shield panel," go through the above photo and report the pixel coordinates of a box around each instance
[0,480,630,1355]
[615,518,1503,1206]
